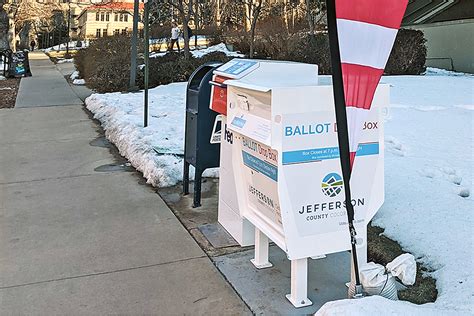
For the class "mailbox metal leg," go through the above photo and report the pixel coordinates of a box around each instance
[286,258,312,308]
[192,167,203,208]
[183,161,190,195]
[251,228,273,269]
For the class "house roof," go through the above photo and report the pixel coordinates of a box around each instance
[77,2,144,20]
[87,2,144,11]
[403,0,474,25]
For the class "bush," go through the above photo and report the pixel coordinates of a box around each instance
[289,33,332,74]
[74,35,135,93]
[147,51,232,87]
[228,27,426,76]
[386,29,426,75]
[202,26,226,47]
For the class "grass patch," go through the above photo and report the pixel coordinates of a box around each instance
[367,224,438,304]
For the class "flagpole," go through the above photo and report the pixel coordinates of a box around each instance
[326,0,363,297]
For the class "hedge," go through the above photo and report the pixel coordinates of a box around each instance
[74,35,134,93]
[230,28,427,75]
[75,29,426,93]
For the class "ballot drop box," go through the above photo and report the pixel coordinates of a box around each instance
[213,59,389,307]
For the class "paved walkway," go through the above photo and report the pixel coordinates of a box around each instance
[0,52,249,314]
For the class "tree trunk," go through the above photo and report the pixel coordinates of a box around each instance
[249,3,261,58]
[305,0,315,35]
[194,0,198,49]
[283,1,289,32]
[216,0,220,26]
[7,10,16,51]
[244,2,251,31]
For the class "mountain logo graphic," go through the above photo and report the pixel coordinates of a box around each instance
[321,173,343,197]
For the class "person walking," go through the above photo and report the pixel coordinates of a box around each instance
[187,25,193,49]
[169,24,181,53]
[30,40,36,51]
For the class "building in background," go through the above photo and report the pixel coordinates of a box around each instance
[403,0,474,73]
[76,1,143,40]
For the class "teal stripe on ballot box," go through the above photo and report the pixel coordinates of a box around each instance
[242,151,278,181]
[282,142,379,165]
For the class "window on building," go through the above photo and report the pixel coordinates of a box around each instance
[100,12,104,21]
[106,13,110,22]
[96,12,99,21]
[124,14,128,22]
[114,29,120,36]
[96,29,101,38]
[114,13,118,22]
[103,29,107,36]
[121,29,127,35]
[119,14,123,22]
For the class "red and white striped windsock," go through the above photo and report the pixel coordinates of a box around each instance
[336,0,408,166]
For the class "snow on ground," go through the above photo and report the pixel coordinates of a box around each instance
[191,43,244,58]
[150,43,244,59]
[319,71,473,315]
[0,75,6,80]
[85,69,473,314]
[86,82,217,187]
[317,296,462,316]
[70,71,80,80]
[72,79,85,85]
[56,58,74,64]
[43,41,89,52]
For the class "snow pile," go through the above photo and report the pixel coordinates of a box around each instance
[70,71,80,80]
[424,67,473,77]
[56,58,74,64]
[150,43,244,59]
[191,43,244,58]
[85,82,217,187]
[316,296,461,316]
[149,52,167,58]
[73,79,85,85]
[44,41,88,52]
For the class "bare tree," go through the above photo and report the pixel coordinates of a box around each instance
[304,0,325,35]
[2,0,63,51]
[156,0,194,59]
[240,0,263,58]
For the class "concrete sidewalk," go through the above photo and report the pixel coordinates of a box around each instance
[15,52,83,107]
[0,52,249,314]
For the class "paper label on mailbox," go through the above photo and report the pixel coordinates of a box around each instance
[228,112,271,145]
[280,110,380,237]
[239,135,282,229]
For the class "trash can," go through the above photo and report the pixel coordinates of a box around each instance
[183,62,222,208]
[8,50,32,78]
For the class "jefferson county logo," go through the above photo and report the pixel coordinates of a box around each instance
[321,173,343,197]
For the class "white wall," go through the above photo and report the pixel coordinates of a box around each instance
[409,19,474,73]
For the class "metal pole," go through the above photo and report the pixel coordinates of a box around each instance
[144,0,149,127]
[66,0,71,56]
[129,0,140,91]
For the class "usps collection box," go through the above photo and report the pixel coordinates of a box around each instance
[210,59,389,307]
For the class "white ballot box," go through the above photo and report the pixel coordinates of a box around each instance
[211,59,388,307]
